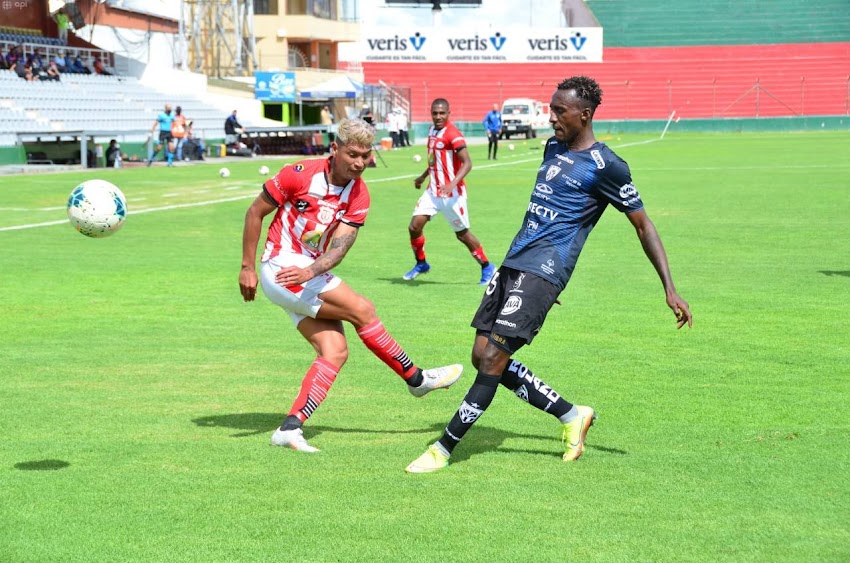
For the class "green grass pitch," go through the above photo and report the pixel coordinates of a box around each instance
[1,131,848,562]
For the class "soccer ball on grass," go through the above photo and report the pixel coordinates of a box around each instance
[219,167,231,178]
[67,179,127,238]
[412,154,422,162]
[259,165,270,175]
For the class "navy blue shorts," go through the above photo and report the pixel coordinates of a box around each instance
[471,266,560,354]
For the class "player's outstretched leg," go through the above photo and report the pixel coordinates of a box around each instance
[498,359,596,462]
[562,406,596,462]
[408,363,463,397]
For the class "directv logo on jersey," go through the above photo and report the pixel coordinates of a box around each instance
[545,165,561,181]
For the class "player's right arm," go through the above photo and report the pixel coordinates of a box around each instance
[239,192,277,302]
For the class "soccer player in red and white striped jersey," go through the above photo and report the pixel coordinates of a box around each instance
[239,119,463,453]
[403,98,496,285]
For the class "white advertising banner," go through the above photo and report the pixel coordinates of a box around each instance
[360,27,603,63]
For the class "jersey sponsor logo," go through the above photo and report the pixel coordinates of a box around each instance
[510,272,525,293]
[541,258,555,275]
[495,318,517,328]
[619,183,637,199]
[527,202,559,221]
[458,401,484,424]
[555,154,574,164]
[545,165,561,181]
[301,228,324,249]
[436,141,445,149]
[500,295,522,315]
[590,149,605,169]
[534,183,553,195]
[294,164,304,172]
[295,199,309,212]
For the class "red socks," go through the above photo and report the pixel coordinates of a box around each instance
[288,358,340,422]
[471,246,489,266]
[411,235,426,262]
[356,319,418,380]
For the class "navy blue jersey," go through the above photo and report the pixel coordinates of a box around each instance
[502,138,644,291]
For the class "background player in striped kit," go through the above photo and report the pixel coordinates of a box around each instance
[239,119,463,453]
[406,76,693,473]
[403,98,496,286]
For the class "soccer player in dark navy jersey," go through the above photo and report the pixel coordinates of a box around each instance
[407,75,693,473]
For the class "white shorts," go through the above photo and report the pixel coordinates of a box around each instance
[260,253,342,326]
[412,190,470,232]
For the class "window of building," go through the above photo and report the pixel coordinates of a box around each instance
[253,0,278,14]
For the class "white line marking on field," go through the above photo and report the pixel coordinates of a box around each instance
[0,194,257,232]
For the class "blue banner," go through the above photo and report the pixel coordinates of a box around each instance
[254,72,296,102]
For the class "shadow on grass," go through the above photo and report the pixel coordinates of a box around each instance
[375,277,471,286]
[192,413,446,438]
[427,426,628,466]
[14,459,70,471]
[193,414,627,462]
[820,270,850,277]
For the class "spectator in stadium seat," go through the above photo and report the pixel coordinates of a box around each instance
[12,60,34,81]
[224,110,243,146]
[54,50,68,72]
[70,56,91,74]
[405,75,693,474]
[482,102,502,160]
[238,118,463,453]
[171,106,188,161]
[44,60,61,81]
[93,57,112,76]
[27,50,45,73]
[184,120,205,160]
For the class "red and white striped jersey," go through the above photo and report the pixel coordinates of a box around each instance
[426,122,467,197]
[261,157,370,262]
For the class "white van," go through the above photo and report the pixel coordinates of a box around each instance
[500,98,549,139]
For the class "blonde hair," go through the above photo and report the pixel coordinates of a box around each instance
[335,118,375,148]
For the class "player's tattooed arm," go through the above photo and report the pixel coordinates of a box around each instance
[307,224,359,277]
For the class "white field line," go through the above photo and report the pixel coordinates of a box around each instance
[2,136,841,232]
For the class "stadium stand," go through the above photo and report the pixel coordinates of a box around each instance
[0,70,238,139]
